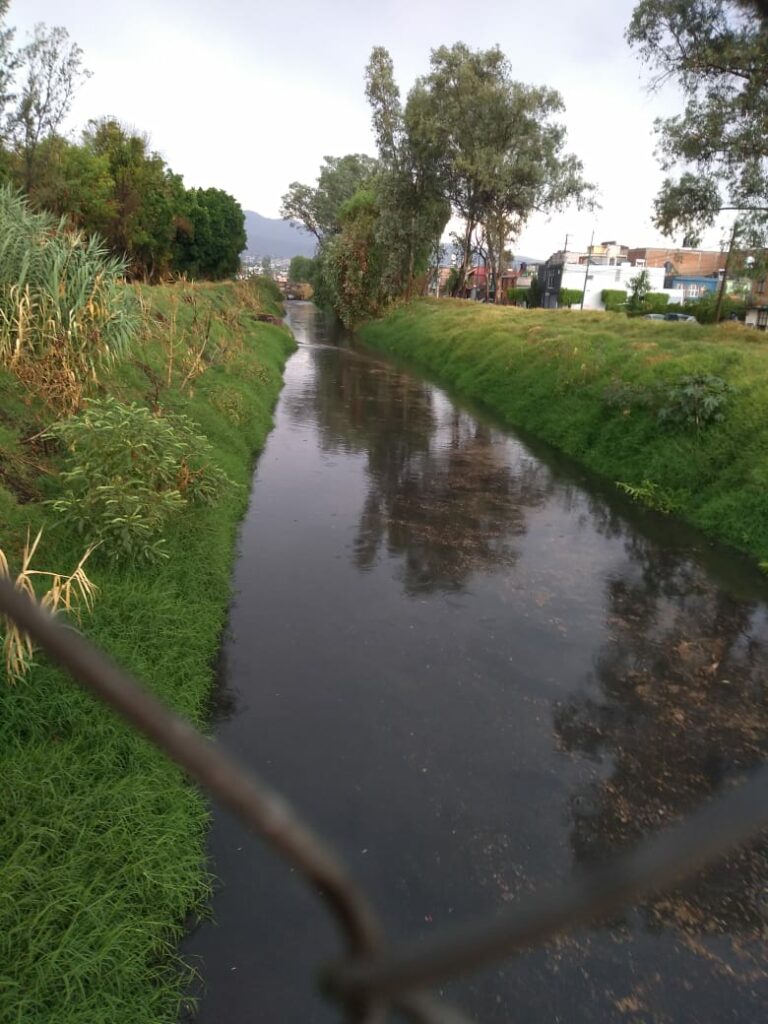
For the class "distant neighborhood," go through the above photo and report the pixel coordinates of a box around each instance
[242,212,766,331]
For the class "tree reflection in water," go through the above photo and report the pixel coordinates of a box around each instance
[288,328,554,593]
[555,533,768,950]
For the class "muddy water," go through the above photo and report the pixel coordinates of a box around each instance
[182,301,768,1022]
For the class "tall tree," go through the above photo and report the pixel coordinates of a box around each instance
[7,23,90,192]
[627,1,768,246]
[83,118,184,280]
[365,47,450,299]
[280,153,378,242]
[407,44,593,299]
[173,187,245,279]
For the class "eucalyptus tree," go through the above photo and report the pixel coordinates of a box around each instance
[627,0,768,250]
[280,153,379,243]
[407,44,593,298]
[365,46,450,299]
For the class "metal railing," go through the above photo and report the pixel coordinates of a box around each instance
[2,574,768,1023]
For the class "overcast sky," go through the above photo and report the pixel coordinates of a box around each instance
[11,0,731,259]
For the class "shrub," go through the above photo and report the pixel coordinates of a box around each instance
[658,374,731,431]
[617,479,679,514]
[680,293,747,323]
[507,287,529,306]
[601,289,627,311]
[644,292,670,313]
[559,287,582,307]
[45,397,234,563]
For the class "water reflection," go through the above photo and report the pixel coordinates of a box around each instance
[185,302,768,1024]
[555,535,768,939]
[288,304,554,593]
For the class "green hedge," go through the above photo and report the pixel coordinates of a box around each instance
[507,287,529,305]
[645,292,670,313]
[559,287,582,307]
[601,288,627,311]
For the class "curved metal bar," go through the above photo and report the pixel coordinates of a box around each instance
[0,577,383,958]
[327,764,768,998]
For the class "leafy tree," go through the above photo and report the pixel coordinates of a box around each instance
[365,47,450,300]
[25,135,113,232]
[6,23,90,192]
[82,118,184,280]
[627,1,768,246]
[0,1,18,128]
[260,255,272,276]
[289,255,316,283]
[406,44,593,300]
[280,153,378,242]
[173,187,245,279]
[319,188,384,327]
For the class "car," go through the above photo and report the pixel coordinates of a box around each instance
[642,313,666,320]
[664,312,697,321]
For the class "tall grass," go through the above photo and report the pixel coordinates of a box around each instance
[0,279,294,1022]
[0,186,139,410]
[361,300,768,564]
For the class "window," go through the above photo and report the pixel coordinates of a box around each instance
[758,278,767,295]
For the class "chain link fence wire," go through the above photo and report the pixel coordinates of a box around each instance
[2,574,768,1023]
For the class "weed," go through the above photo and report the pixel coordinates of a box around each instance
[0,530,97,681]
[657,374,731,431]
[45,397,234,563]
[616,479,679,514]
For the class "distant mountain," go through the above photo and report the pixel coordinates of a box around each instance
[243,211,316,259]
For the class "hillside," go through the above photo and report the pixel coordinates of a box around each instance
[244,211,316,258]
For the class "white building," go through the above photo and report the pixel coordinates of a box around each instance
[556,261,682,310]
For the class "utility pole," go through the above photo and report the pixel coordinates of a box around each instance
[714,220,739,323]
[580,229,594,310]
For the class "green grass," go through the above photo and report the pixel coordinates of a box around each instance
[361,299,768,563]
[0,277,294,1023]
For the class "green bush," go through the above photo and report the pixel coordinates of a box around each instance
[559,287,582,307]
[658,374,731,431]
[601,288,627,311]
[45,397,234,563]
[507,287,529,305]
[681,293,747,323]
[644,292,670,313]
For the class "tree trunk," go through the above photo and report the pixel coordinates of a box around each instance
[714,220,738,323]
[405,212,415,301]
[455,218,474,296]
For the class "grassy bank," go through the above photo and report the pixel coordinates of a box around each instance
[361,300,768,564]
[0,278,294,1022]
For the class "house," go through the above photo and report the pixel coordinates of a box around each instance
[746,276,768,330]
[539,249,669,310]
[664,274,721,301]
[464,265,489,299]
[627,246,726,277]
